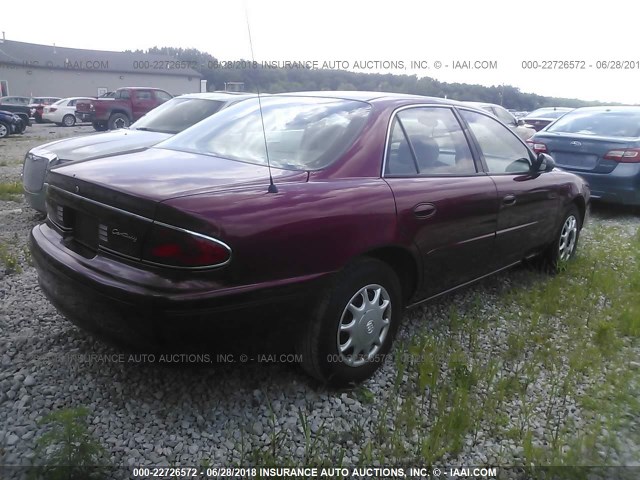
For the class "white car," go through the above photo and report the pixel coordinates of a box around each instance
[42,97,94,127]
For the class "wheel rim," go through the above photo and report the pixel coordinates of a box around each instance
[559,215,578,262]
[113,117,127,129]
[337,283,391,367]
[64,116,74,126]
[0,124,7,137]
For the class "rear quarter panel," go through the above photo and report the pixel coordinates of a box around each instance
[159,178,400,286]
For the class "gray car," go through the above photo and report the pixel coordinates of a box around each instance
[23,92,256,212]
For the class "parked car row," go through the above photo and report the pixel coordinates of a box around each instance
[25,90,594,385]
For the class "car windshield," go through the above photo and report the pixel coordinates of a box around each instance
[157,96,372,170]
[547,109,640,138]
[131,98,229,134]
[53,99,66,106]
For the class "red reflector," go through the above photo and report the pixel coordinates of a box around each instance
[604,148,640,163]
[142,223,231,269]
[151,243,181,257]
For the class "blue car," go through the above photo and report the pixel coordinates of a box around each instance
[0,110,27,138]
[528,106,640,206]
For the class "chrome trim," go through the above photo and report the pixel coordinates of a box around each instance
[496,221,539,236]
[47,214,72,232]
[48,185,151,223]
[143,221,232,270]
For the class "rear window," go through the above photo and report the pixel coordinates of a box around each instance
[131,98,227,134]
[526,109,569,119]
[157,96,372,170]
[547,110,640,138]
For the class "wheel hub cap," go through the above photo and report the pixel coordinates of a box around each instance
[559,215,577,262]
[337,284,391,367]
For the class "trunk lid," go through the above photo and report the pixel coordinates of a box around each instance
[32,129,170,163]
[46,147,308,260]
[533,131,636,174]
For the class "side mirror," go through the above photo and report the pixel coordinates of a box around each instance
[517,119,525,126]
[533,153,556,172]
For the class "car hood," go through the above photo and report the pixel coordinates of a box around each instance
[49,147,309,208]
[31,129,171,163]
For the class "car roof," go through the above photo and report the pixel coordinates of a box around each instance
[59,97,94,101]
[274,90,464,106]
[176,92,257,101]
[565,105,640,113]
[118,87,169,91]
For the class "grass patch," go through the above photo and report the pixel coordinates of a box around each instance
[30,407,110,479]
[0,181,22,201]
[0,241,22,274]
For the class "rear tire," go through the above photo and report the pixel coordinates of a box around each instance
[296,258,403,386]
[538,205,581,273]
[62,114,76,127]
[108,113,130,130]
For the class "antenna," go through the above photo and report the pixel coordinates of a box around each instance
[244,0,277,194]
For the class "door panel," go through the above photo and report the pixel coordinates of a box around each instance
[460,109,560,263]
[387,176,499,299]
[384,106,499,300]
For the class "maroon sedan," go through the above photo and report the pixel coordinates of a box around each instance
[30,92,590,385]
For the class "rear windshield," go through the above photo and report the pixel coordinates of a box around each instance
[526,109,569,119]
[157,96,372,170]
[131,98,227,134]
[547,110,640,138]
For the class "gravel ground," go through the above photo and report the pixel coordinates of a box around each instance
[0,126,639,478]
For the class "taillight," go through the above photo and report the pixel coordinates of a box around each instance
[49,107,57,113]
[89,103,95,111]
[603,148,640,163]
[526,139,547,154]
[141,222,231,269]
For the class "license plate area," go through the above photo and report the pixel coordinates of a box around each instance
[73,211,99,251]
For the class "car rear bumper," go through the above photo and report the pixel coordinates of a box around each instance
[574,164,640,206]
[30,223,332,347]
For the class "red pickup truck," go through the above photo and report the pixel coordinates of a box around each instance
[78,87,173,131]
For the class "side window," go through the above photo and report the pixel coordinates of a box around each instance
[155,91,172,102]
[494,106,516,126]
[136,91,152,100]
[385,107,476,176]
[461,110,532,174]
[117,90,130,100]
[68,99,76,107]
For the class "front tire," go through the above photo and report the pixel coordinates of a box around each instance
[297,258,403,386]
[539,205,581,273]
[92,122,108,132]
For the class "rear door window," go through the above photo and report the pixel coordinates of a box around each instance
[385,107,476,176]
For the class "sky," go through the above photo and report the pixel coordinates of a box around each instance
[2,0,638,104]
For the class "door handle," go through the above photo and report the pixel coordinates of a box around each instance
[502,194,517,206]
[413,203,437,219]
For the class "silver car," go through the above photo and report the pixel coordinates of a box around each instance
[23,92,256,212]
[465,102,536,141]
